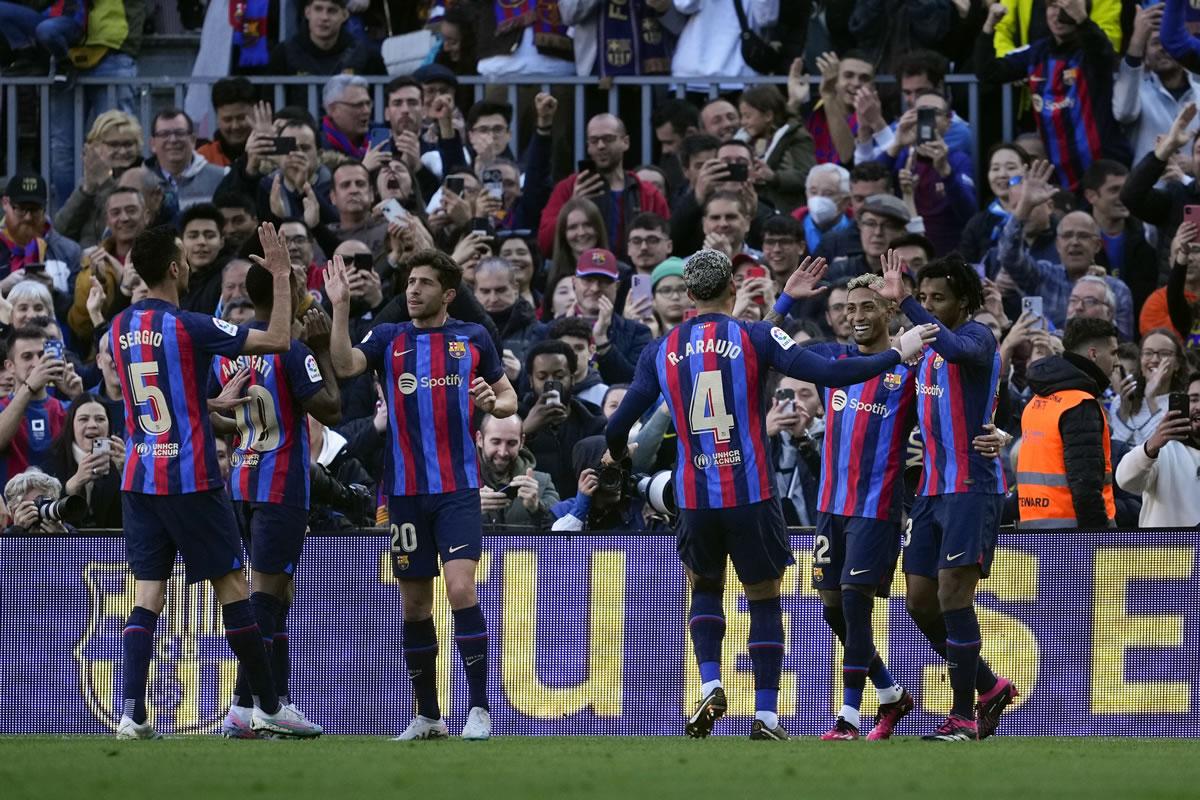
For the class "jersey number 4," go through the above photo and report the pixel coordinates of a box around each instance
[129,363,172,435]
[688,370,735,442]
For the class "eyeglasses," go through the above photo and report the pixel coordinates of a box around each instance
[332,99,373,111]
[284,235,310,247]
[655,285,687,298]
[1067,296,1109,308]
[8,204,42,217]
[153,129,191,140]
[859,218,897,232]
[1141,348,1176,360]
[471,124,508,137]
[1057,230,1097,241]
[102,139,138,150]
[628,235,665,248]
[762,237,798,248]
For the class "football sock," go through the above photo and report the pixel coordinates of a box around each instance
[233,592,282,709]
[688,590,725,689]
[840,590,873,715]
[824,602,895,695]
[747,597,784,725]
[453,604,489,711]
[223,600,280,714]
[121,606,159,725]
[943,606,981,720]
[403,617,440,720]
[912,607,998,693]
[273,607,291,706]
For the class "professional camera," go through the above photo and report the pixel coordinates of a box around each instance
[35,494,86,524]
[595,461,676,517]
[309,464,374,526]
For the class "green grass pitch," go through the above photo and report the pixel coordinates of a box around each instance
[5,736,1200,799]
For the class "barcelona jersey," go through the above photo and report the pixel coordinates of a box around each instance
[0,394,66,486]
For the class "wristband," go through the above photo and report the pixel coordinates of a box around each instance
[773,294,795,317]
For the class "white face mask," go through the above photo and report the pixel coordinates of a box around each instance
[808,195,840,227]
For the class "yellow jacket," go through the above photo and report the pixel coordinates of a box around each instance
[994,0,1122,56]
[67,238,130,349]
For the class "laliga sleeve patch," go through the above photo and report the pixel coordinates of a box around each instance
[770,326,796,350]
[213,317,239,336]
[305,353,323,383]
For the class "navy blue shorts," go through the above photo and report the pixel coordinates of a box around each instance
[237,502,308,576]
[812,512,902,597]
[387,490,482,579]
[122,489,243,584]
[903,493,1004,579]
[677,497,794,586]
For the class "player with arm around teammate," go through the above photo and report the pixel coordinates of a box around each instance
[109,223,321,739]
[878,249,1019,741]
[326,248,518,741]
[213,265,343,738]
[604,249,937,740]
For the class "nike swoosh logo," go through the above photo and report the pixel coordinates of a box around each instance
[448,544,470,554]
[394,348,414,357]
[465,655,485,666]
[848,568,870,576]
[947,552,966,561]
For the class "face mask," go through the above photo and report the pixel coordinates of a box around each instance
[808,195,840,227]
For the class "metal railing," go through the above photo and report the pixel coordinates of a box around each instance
[1,72,1014,199]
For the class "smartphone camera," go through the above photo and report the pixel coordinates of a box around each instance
[542,379,564,407]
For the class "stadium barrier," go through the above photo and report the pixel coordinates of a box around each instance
[1,527,1196,737]
[1,73,1015,195]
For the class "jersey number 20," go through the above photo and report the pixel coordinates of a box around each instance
[688,370,735,442]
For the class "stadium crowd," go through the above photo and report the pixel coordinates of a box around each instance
[2,0,1200,536]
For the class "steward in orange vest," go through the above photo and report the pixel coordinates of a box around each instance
[1016,320,1119,529]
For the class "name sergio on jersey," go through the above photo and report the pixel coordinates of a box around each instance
[666,337,742,366]
[830,389,889,417]
[118,330,164,350]
[397,372,463,395]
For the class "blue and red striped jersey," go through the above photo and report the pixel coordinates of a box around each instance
[607,314,905,510]
[0,394,66,487]
[900,298,1006,497]
[109,299,248,495]
[809,343,917,522]
[357,319,502,496]
[212,323,324,509]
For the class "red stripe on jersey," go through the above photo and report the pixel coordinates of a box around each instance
[947,363,970,493]
[174,317,210,490]
[842,375,879,513]
[429,334,457,491]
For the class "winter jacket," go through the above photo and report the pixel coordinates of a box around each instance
[144,152,228,213]
[848,0,955,69]
[1021,351,1115,529]
[992,0,1121,56]
[0,223,80,280]
[876,145,976,256]
[479,445,559,529]
[735,123,817,215]
[517,394,607,499]
[71,0,144,58]
[1112,51,1200,164]
[266,29,384,104]
[537,171,671,261]
[1120,150,1200,269]
[66,237,130,344]
[595,313,653,385]
[489,298,546,365]
[1095,217,1159,317]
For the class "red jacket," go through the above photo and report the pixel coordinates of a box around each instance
[537,171,671,258]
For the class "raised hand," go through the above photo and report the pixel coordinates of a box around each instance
[1015,159,1058,218]
[880,248,910,302]
[781,256,829,300]
[324,255,351,308]
[251,222,291,278]
[895,323,940,361]
[787,57,810,109]
[1156,103,1197,161]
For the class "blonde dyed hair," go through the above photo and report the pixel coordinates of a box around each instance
[86,110,144,150]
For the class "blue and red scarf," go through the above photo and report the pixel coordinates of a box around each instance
[599,0,670,76]
[230,0,270,69]
[322,116,368,159]
[494,0,571,53]
[0,228,47,275]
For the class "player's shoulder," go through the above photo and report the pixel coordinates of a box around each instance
[360,322,403,345]
[178,308,243,339]
[446,318,491,341]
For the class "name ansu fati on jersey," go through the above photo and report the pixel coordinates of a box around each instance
[666,336,743,366]
[220,354,274,380]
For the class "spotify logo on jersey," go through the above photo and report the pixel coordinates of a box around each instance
[398,373,418,395]
[831,389,847,411]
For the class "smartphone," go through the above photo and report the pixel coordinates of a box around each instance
[1022,295,1044,329]
[445,176,465,195]
[774,387,796,414]
[92,438,111,455]
[270,136,297,156]
[577,158,597,175]
[381,198,407,225]
[725,161,749,182]
[1184,205,1200,227]
[746,265,768,305]
[350,253,373,271]
[368,127,391,148]
[496,483,520,500]
[542,379,564,407]
[630,274,652,306]
[43,339,64,360]
[916,107,937,145]
[1169,391,1190,418]
[471,216,496,236]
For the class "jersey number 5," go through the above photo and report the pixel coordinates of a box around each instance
[128,363,172,435]
[688,370,735,442]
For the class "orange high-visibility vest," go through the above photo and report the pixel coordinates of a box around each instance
[1016,389,1116,529]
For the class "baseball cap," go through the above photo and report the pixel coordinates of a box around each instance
[860,194,911,226]
[730,253,762,272]
[413,63,458,88]
[4,172,47,207]
[650,257,684,290]
[576,248,619,280]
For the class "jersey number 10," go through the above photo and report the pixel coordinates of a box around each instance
[688,370,735,442]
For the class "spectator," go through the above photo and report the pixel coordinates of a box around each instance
[992,0,1122,57]
[474,257,545,366]
[280,218,323,298]
[543,273,577,321]
[307,413,376,533]
[216,259,252,319]
[761,215,806,292]
[1162,0,1200,73]
[1115,3,1200,165]
[46,393,124,528]
[634,165,670,200]
[601,384,628,419]
[197,77,257,168]
[1081,160,1158,313]
[329,240,385,343]
[1112,327,1190,447]
[1066,275,1118,327]
[145,109,229,212]
[791,163,850,256]
[0,172,81,289]
[267,0,383,103]
[672,0,779,78]
[767,374,824,526]
[497,232,543,310]
[700,99,741,143]
[573,248,652,384]
[959,142,1031,268]
[178,203,229,315]
[813,161,891,263]
[671,133,720,212]
[65,187,147,343]
[548,197,611,298]
[648,257,689,338]
[325,161,388,255]
[1115,370,1200,527]
[229,116,334,228]
[0,0,84,75]
[878,89,975,256]
[213,192,260,252]
[518,339,607,499]
[538,113,671,261]
[0,327,70,486]
[890,232,937,276]
[477,413,559,529]
[1015,317,1119,529]
[472,0,573,82]
[670,139,770,256]
[701,190,758,262]
[736,84,817,214]
[56,111,145,248]
[320,75,376,159]
[2,468,75,535]
[1161,221,1200,347]
[114,166,171,229]
[651,98,700,190]
[806,51,876,166]
[380,76,455,201]
[5,280,54,334]
[977,0,1131,192]
[848,0,955,72]
[87,332,125,438]
[626,212,673,277]
[828,194,913,282]
[547,316,609,414]
[999,161,1134,339]
[471,104,556,232]
[561,0,675,77]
